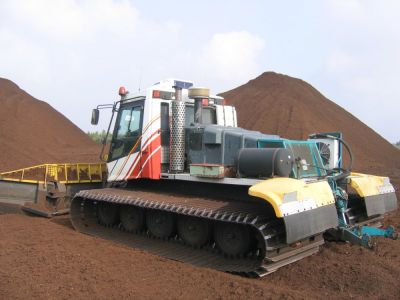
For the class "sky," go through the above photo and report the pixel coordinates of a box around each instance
[0,0,399,142]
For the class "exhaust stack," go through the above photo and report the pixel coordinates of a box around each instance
[170,86,186,173]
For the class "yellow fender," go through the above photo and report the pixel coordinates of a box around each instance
[347,172,397,216]
[348,172,395,197]
[249,177,335,218]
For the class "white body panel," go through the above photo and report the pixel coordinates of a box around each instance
[216,105,237,127]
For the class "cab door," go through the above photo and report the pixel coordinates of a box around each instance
[107,99,145,181]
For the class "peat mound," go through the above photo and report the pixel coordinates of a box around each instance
[0,78,100,172]
[221,72,400,178]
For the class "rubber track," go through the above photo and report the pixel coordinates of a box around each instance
[70,188,324,277]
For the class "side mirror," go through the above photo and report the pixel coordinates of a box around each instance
[91,109,99,125]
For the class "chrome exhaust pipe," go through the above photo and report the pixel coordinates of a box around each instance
[170,86,186,173]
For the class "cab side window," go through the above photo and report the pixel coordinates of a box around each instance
[185,106,216,126]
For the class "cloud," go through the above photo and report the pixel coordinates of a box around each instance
[1,0,397,142]
[0,29,51,84]
[324,0,400,38]
[326,51,357,73]
[320,0,400,141]
[0,0,191,132]
[199,31,265,84]
[324,0,364,21]
[0,0,139,41]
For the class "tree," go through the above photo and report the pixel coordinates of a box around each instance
[87,130,111,144]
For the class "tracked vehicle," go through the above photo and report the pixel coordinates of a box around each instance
[70,79,397,276]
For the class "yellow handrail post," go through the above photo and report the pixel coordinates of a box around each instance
[44,165,48,186]
[54,165,58,181]
[65,163,68,183]
[88,164,92,182]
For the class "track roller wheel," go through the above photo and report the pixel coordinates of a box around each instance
[120,206,145,232]
[177,215,211,247]
[97,202,119,226]
[146,210,175,238]
[214,222,252,256]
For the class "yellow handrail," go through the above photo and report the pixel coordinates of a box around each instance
[0,163,107,184]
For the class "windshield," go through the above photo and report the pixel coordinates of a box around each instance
[109,100,144,161]
[286,142,326,178]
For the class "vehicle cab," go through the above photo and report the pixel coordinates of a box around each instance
[97,79,238,181]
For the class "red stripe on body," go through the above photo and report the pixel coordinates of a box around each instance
[125,134,161,180]
[122,131,159,180]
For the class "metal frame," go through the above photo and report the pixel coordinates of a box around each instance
[161,172,261,186]
[0,163,106,184]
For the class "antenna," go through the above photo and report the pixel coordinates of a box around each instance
[138,67,142,92]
